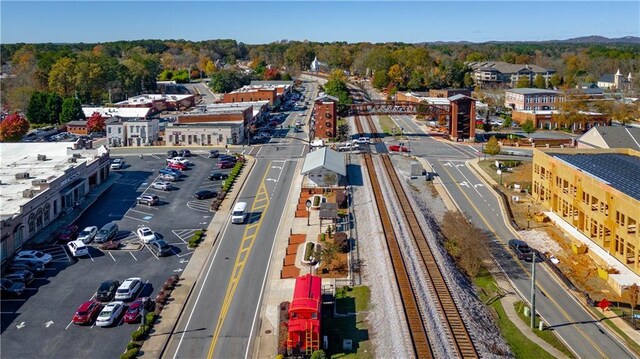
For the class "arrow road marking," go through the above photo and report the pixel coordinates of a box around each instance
[173,268,183,273]
[460,181,469,188]
[16,322,25,329]
[45,321,54,328]
[473,184,484,188]
[266,178,277,182]
[271,166,282,170]
[179,259,189,264]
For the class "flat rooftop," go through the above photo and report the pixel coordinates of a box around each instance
[83,107,152,119]
[551,152,640,201]
[507,88,561,95]
[0,143,104,217]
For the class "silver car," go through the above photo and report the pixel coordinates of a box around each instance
[151,181,172,191]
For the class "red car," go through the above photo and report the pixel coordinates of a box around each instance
[123,297,155,324]
[167,162,187,170]
[389,145,409,152]
[72,301,102,325]
[58,225,79,242]
[216,161,234,169]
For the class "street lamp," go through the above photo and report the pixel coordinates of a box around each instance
[306,200,311,226]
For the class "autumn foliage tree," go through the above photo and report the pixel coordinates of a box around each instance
[86,112,106,133]
[0,113,30,142]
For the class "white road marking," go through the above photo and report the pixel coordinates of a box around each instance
[45,320,54,328]
[16,322,26,329]
[87,249,94,262]
[129,252,138,261]
[108,252,116,262]
[60,245,72,262]
[175,251,194,258]
[124,215,149,223]
[145,245,160,260]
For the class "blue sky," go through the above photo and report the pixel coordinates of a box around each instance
[1,1,639,44]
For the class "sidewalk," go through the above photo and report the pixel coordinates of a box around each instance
[27,173,121,247]
[139,157,256,359]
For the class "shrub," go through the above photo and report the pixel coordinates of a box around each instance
[120,348,139,359]
[310,350,327,359]
[126,341,140,350]
[304,242,315,262]
[194,230,203,236]
[131,328,146,341]
[319,233,326,241]
[334,232,349,252]
[313,195,320,207]
[146,312,157,325]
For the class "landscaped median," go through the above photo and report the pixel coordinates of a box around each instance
[211,154,246,212]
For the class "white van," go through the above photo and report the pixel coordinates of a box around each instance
[231,202,248,224]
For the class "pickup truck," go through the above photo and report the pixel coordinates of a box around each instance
[310,140,325,148]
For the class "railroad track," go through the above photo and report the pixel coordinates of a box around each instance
[355,113,478,358]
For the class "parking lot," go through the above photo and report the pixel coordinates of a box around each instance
[1,152,230,358]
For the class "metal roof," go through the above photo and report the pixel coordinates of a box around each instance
[301,147,346,176]
[552,153,640,201]
[507,88,561,95]
[578,126,640,151]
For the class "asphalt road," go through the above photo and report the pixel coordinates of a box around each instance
[381,114,635,358]
[0,154,230,359]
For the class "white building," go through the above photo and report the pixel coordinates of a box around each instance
[301,147,346,187]
[82,107,153,120]
[597,69,634,90]
[0,142,111,263]
[106,118,160,147]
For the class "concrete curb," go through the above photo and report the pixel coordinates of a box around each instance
[139,157,257,359]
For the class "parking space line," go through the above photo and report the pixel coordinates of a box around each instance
[129,252,138,261]
[87,249,94,262]
[1,299,26,302]
[124,215,149,223]
[130,209,155,216]
[60,245,72,262]
[108,252,116,262]
[176,251,194,258]
[145,244,160,260]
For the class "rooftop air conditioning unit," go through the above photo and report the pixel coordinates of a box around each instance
[31,179,47,186]
[15,172,30,180]
[22,189,35,198]
[73,153,82,158]
[37,154,47,161]
[68,157,77,163]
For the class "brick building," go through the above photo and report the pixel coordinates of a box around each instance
[66,120,88,135]
[167,105,253,145]
[223,87,277,105]
[467,61,555,88]
[505,88,562,111]
[429,88,471,98]
[313,94,338,139]
[448,94,476,141]
[512,110,610,132]
[532,148,640,279]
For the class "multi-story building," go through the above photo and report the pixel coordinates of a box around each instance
[505,88,562,111]
[223,87,277,105]
[106,118,160,147]
[597,69,634,90]
[467,61,555,88]
[166,104,253,146]
[576,126,640,150]
[512,110,610,132]
[532,148,640,277]
[0,142,111,263]
[313,94,338,139]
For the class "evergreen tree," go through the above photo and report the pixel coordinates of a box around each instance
[26,91,49,124]
[60,97,86,123]
[45,92,63,124]
[533,74,546,89]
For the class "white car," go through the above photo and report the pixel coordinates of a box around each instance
[14,250,52,265]
[151,181,172,191]
[77,226,98,244]
[167,157,190,165]
[136,227,156,244]
[95,301,124,327]
[115,278,142,301]
[355,137,371,144]
[110,159,124,170]
[67,240,88,257]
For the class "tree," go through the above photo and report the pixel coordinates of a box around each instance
[337,123,350,141]
[533,74,546,89]
[26,91,49,124]
[387,64,405,88]
[314,241,339,270]
[0,113,30,142]
[48,57,77,97]
[45,92,63,124]
[372,70,389,90]
[60,97,85,124]
[483,136,501,157]
[323,172,338,188]
[521,119,536,133]
[629,284,639,328]
[515,75,531,88]
[86,112,105,133]
[208,69,248,93]
[549,74,563,88]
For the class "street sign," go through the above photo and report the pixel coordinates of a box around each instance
[598,298,610,311]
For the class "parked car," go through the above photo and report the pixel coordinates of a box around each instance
[216,161,234,169]
[508,239,534,261]
[179,149,191,157]
[208,172,229,181]
[123,297,155,324]
[355,136,371,144]
[4,270,34,284]
[167,162,187,171]
[115,278,142,301]
[110,159,124,170]
[1,278,25,296]
[96,301,125,327]
[67,240,89,257]
[151,181,172,191]
[338,143,360,152]
[9,260,45,273]
[389,145,409,152]
[137,194,159,206]
[136,227,156,244]
[89,132,105,139]
[163,168,183,177]
[95,222,118,244]
[77,226,98,244]
[166,150,178,158]
[194,190,217,200]
[96,280,120,302]
[167,157,191,166]
[58,224,79,242]
[159,173,178,182]
[208,150,220,158]
[72,301,102,325]
[148,240,172,257]
[218,155,237,162]
[14,250,52,265]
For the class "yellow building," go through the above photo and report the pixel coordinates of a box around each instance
[532,148,640,276]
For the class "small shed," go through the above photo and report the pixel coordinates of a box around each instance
[301,147,346,187]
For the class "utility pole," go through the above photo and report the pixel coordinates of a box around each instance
[531,258,536,329]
